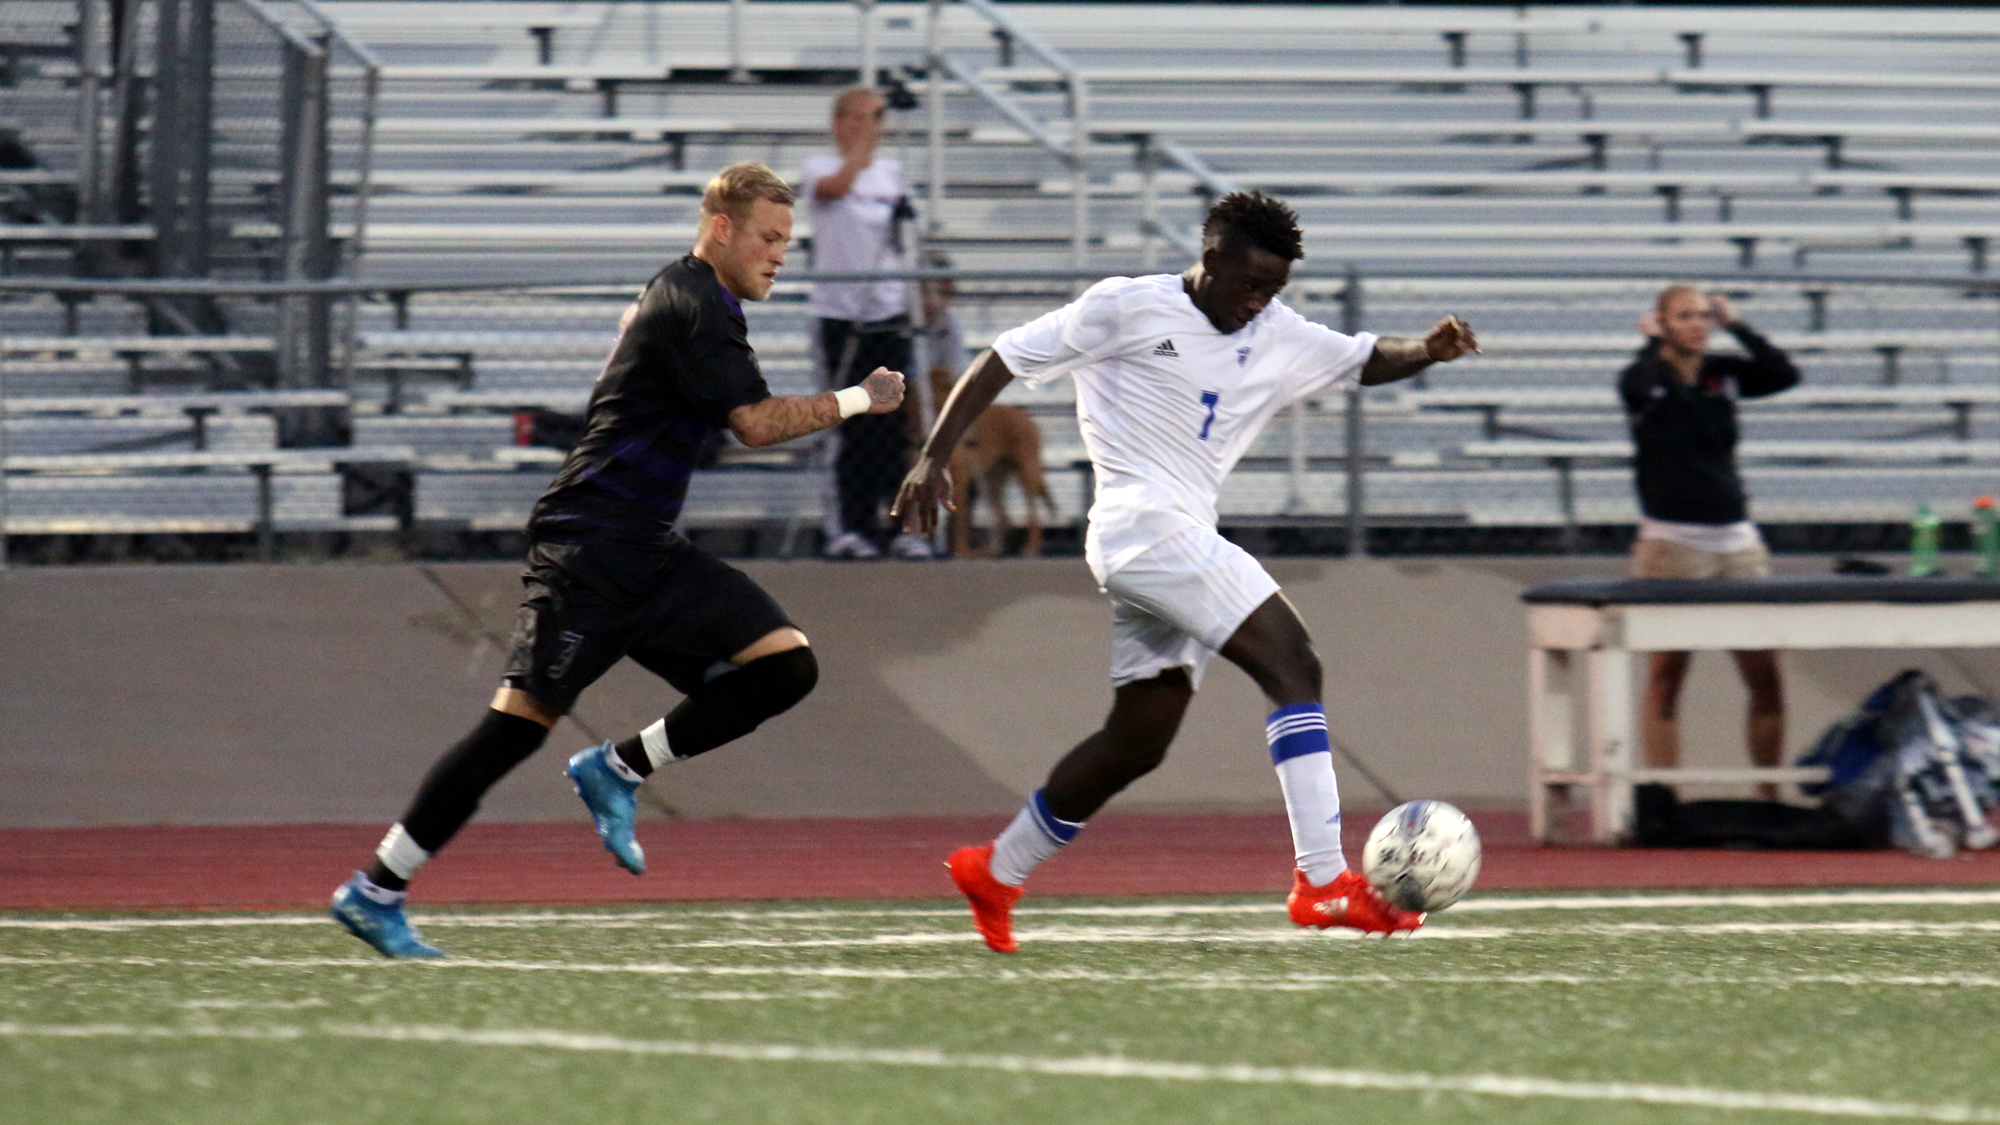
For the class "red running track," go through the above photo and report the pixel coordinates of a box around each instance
[4,811,2000,911]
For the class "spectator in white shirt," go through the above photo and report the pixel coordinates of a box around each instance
[803,86,927,560]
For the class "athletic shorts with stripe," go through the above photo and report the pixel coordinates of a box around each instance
[503,537,794,714]
[1102,525,1280,690]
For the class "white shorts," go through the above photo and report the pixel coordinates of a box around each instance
[1102,526,1281,689]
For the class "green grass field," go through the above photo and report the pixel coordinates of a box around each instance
[6,890,2000,1124]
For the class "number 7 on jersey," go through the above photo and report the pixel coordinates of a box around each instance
[1198,391,1221,441]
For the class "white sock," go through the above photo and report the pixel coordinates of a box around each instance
[374,823,430,882]
[988,789,1083,886]
[1268,704,1347,885]
[639,719,674,771]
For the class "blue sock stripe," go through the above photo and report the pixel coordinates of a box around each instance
[1028,789,1084,845]
[1266,704,1332,764]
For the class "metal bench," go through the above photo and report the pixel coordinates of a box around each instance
[3,446,416,558]
[1413,329,2000,363]
[1052,168,2000,224]
[354,168,722,194]
[4,413,277,456]
[1405,386,2000,440]
[353,415,518,457]
[1292,221,2000,271]
[1462,437,2000,549]
[415,465,829,536]
[0,335,279,388]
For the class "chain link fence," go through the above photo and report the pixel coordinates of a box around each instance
[4,268,2000,565]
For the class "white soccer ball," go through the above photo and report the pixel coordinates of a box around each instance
[1361,800,1482,913]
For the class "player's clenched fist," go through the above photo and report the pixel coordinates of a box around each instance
[1424,315,1480,362]
[860,366,906,412]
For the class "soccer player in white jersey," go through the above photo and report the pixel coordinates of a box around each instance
[892,192,1479,952]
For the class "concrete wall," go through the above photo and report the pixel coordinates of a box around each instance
[4,553,1996,828]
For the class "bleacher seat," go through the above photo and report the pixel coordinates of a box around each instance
[5,2,2000,545]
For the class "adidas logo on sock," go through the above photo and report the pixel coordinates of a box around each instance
[1151,339,1179,357]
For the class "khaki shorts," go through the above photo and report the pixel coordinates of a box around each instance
[1630,537,1772,580]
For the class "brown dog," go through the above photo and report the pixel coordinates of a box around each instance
[929,368,1055,557]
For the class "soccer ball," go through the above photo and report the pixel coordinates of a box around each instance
[1361,800,1482,913]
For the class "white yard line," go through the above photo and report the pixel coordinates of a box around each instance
[1605,920,2000,936]
[1452,890,2000,912]
[10,918,2000,949]
[7,888,2000,930]
[670,919,2000,948]
[8,953,2000,991]
[0,954,962,979]
[1023,890,2000,917]
[677,927,1459,947]
[0,914,699,931]
[0,1020,1991,1122]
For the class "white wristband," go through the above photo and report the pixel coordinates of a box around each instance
[834,385,873,419]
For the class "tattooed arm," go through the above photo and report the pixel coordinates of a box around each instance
[727,365,906,448]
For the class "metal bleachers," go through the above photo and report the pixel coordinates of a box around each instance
[4,2,2000,552]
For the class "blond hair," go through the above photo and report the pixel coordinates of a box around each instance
[701,162,797,223]
[1655,282,1705,317]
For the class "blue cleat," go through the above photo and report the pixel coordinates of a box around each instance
[330,872,445,959]
[565,741,646,874]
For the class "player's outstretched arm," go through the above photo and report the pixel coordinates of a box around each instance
[728,367,905,448]
[1359,315,1480,386]
[892,348,1016,536]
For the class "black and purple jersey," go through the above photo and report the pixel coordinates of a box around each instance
[529,255,770,546]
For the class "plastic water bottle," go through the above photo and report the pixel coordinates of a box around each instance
[1976,496,1999,579]
[1910,504,1942,577]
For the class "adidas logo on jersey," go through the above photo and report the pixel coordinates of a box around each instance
[1151,339,1179,357]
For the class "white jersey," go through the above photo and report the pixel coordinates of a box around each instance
[801,153,909,322]
[993,274,1377,577]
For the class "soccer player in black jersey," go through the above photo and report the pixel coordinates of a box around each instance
[331,163,906,958]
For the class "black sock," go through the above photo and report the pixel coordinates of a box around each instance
[612,735,651,778]
[365,710,550,890]
[610,647,819,777]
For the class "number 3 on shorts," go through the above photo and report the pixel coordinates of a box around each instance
[1198,391,1220,440]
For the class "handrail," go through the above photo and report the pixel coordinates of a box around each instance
[234,0,326,59]
[291,0,383,71]
[228,0,381,386]
[1154,140,1238,198]
[1,267,1995,297]
[961,0,1071,78]
[290,0,384,383]
[5,261,2000,561]
[940,57,1068,161]
[954,0,1088,268]
[1147,139,1235,257]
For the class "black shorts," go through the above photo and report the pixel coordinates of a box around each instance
[502,537,793,713]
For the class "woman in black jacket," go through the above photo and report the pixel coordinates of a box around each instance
[1620,285,1800,798]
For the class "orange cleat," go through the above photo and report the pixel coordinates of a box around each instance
[946,844,1023,953]
[1287,867,1425,935]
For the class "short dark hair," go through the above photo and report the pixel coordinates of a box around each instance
[1202,190,1304,262]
